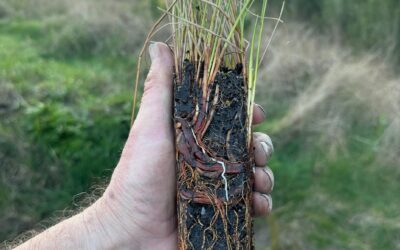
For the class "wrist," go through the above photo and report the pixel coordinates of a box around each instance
[15,200,125,250]
[78,196,140,249]
[92,184,177,250]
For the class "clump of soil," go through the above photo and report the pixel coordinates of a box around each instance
[174,60,254,249]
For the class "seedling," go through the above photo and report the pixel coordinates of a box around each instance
[131,0,283,248]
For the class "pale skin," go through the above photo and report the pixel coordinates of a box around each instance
[15,43,274,250]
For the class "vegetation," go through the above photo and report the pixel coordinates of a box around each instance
[162,1,270,248]
[284,0,400,64]
[0,0,399,249]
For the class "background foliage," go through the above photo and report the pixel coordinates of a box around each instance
[0,0,399,249]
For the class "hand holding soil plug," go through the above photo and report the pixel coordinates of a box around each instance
[15,43,274,249]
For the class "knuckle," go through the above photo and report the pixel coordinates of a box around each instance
[253,133,273,147]
[144,69,158,90]
[263,167,274,192]
[260,141,273,159]
[262,194,273,212]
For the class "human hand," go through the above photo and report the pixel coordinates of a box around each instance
[15,42,274,250]
[93,42,275,249]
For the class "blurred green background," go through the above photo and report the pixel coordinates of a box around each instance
[0,0,399,249]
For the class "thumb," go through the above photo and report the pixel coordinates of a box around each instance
[131,42,174,140]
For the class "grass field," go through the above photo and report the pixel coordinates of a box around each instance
[1,0,399,249]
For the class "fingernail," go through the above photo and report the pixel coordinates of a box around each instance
[260,138,274,159]
[263,167,274,191]
[256,104,266,119]
[262,194,273,211]
[149,42,159,61]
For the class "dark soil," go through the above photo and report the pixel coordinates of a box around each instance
[174,60,254,249]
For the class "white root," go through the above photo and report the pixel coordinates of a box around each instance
[216,160,229,201]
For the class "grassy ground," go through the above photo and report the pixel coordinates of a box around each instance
[1,1,400,249]
[0,11,138,240]
[0,27,122,229]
